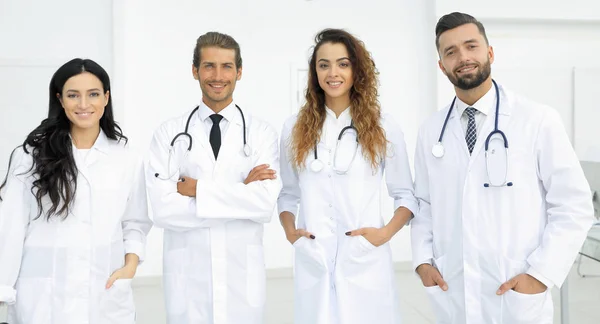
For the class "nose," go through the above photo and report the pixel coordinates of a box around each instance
[457,48,471,64]
[78,96,91,109]
[327,65,339,78]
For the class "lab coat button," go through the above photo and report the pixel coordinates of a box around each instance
[329,204,332,208]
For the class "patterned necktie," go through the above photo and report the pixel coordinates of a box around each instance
[465,107,477,154]
[209,114,223,159]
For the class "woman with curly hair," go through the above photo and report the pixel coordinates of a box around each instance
[278,29,418,324]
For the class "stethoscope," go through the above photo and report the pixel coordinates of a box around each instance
[154,104,250,181]
[309,120,359,174]
[432,79,513,187]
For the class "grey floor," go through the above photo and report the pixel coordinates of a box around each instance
[1,257,599,323]
[135,257,600,324]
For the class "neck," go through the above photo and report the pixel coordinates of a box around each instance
[325,95,351,118]
[455,77,493,106]
[203,97,232,114]
[71,126,100,149]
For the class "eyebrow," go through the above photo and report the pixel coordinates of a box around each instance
[443,39,479,54]
[65,88,102,92]
[318,57,351,63]
[202,61,234,65]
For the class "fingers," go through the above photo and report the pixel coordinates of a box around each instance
[432,270,448,291]
[249,164,270,176]
[246,168,277,184]
[296,229,315,239]
[105,273,119,289]
[345,228,367,236]
[497,276,519,295]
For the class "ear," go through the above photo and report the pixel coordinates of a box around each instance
[438,60,448,76]
[57,93,64,107]
[488,46,495,64]
[192,64,199,80]
[104,90,110,106]
[236,67,243,81]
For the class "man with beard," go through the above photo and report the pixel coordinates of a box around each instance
[145,32,281,324]
[411,12,594,324]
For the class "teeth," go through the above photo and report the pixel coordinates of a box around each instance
[329,82,341,86]
[459,66,475,73]
[211,84,225,88]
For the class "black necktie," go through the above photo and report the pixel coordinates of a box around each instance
[209,114,223,159]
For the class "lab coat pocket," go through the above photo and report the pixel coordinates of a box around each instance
[345,236,388,292]
[502,289,549,324]
[501,259,550,323]
[14,278,52,324]
[424,255,453,324]
[100,279,136,324]
[246,245,266,308]
[293,237,327,291]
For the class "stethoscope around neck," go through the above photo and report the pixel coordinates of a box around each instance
[154,104,250,181]
[309,120,359,174]
[432,79,513,188]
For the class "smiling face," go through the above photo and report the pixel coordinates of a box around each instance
[192,46,242,110]
[437,23,494,90]
[58,72,108,133]
[315,42,354,106]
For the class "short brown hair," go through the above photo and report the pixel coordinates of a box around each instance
[192,31,242,69]
[435,12,489,50]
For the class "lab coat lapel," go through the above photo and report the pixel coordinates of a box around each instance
[189,117,216,166]
[74,130,110,185]
[447,107,470,158]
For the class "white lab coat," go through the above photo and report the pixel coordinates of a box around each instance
[411,84,595,324]
[278,110,418,324]
[0,131,152,324]
[145,105,281,324]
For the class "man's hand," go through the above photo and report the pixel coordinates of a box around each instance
[416,263,448,290]
[177,176,197,197]
[496,273,547,295]
[345,227,392,247]
[244,164,276,185]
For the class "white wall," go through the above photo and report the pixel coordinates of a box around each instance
[0,0,114,174]
[436,0,600,21]
[114,0,437,276]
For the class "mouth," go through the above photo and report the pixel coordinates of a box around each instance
[456,64,478,74]
[326,81,343,89]
[208,83,227,90]
[75,112,94,117]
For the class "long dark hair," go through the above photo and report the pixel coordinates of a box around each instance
[0,58,127,220]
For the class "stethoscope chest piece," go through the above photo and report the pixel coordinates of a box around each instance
[432,142,445,158]
[243,144,251,157]
[310,159,324,173]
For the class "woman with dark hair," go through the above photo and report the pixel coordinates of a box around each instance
[0,58,152,323]
[277,29,418,324]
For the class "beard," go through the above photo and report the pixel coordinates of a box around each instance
[446,59,491,90]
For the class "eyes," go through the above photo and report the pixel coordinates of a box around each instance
[445,45,478,57]
[66,92,101,99]
[203,63,234,69]
[318,61,351,69]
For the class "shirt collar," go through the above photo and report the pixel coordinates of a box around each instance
[455,85,495,117]
[325,105,351,123]
[197,100,237,123]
